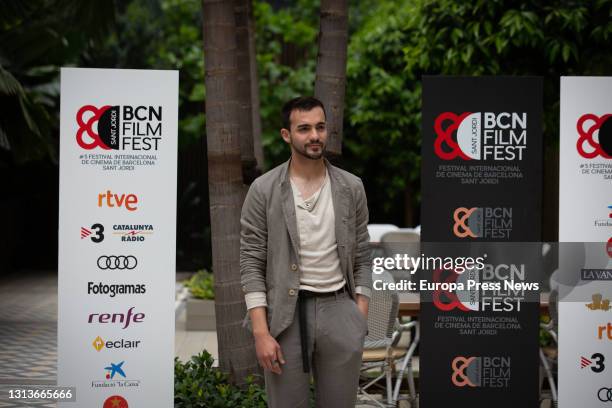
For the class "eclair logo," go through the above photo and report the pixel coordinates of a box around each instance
[76,105,162,151]
[434,112,527,161]
[577,113,612,159]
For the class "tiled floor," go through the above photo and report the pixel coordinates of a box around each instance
[0,273,58,407]
[0,271,218,407]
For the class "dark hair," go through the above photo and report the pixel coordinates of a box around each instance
[281,96,326,130]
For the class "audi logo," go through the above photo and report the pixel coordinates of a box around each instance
[97,255,138,270]
[599,387,612,403]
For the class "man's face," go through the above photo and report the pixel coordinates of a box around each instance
[282,107,327,160]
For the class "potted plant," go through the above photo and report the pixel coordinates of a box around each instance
[184,270,216,331]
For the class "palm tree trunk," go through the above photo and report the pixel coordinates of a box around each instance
[314,0,348,160]
[234,0,261,183]
[247,2,264,171]
[202,0,259,384]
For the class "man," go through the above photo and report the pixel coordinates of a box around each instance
[240,96,372,407]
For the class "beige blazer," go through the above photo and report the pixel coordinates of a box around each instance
[240,159,372,337]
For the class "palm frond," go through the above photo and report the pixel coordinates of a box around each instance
[0,65,24,96]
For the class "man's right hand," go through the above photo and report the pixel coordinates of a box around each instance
[254,332,285,374]
[249,306,285,374]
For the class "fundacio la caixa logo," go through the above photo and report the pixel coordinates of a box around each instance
[76,105,163,151]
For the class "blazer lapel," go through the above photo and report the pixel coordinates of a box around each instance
[328,161,350,276]
[280,161,300,258]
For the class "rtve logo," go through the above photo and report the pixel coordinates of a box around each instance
[434,112,527,161]
[598,323,612,340]
[76,105,162,151]
[98,190,138,211]
[577,113,612,159]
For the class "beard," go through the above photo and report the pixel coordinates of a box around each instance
[291,138,326,160]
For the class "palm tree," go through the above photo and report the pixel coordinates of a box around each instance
[314,0,348,159]
[234,0,263,182]
[202,0,260,384]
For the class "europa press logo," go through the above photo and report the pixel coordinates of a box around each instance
[434,112,527,161]
[76,104,162,151]
[576,113,612,159]
[451,356,511,388]
[452,207,513,239]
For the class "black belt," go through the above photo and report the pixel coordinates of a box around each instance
[297,286,347,373]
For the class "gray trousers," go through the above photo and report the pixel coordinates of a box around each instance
[264,291,367,408]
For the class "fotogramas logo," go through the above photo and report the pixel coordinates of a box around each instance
[577,113,612,159]
[76,105,162,151]
[453,207,513,239]
[451,356,511,388]
[434,112,527,161]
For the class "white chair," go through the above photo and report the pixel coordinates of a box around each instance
[357,271,419,407]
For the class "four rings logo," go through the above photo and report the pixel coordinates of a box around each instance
[577,113,612,159]
[598,387,612,403]
[76,104,162,151]
[453,206,513,239]
[451,356,511,388]
[97,255,138,270]
[434,112,527,161]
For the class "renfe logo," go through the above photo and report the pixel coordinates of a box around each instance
[434,112,527,161]
[577,113,612,159]
[76,105,162,151]
[88,307,145,329]
[98,190,138,211]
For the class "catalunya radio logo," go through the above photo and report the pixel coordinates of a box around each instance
[577,113,612,159]
[76,105,162,151]
[434,112,527,161]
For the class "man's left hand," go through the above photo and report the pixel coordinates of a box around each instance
[356,294,369,319]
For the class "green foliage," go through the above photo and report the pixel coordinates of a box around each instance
[539,315,554,348]
[345,0,612,224]
[174,351,266,408]
[254,0,319,168]
[0,0,115,165]
[183,270,215,300]
[89,0,204,149]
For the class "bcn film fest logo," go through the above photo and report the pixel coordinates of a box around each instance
[576,113,612,159]
[434,112,527,161]
[453,206,513,239]
[451,356,511,388]
[76,105,163,151]
[432,263,533,314]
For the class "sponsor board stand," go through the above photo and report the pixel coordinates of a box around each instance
[558,77,612,407]
[58,68,178,407]
[420,77,542,407]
